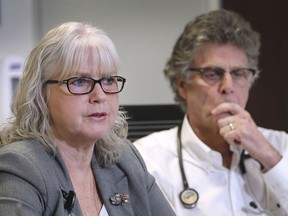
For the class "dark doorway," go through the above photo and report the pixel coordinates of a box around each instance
[223,0,288,132]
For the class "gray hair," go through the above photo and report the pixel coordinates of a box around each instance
[0,22,128,167]
[164,9,261,112]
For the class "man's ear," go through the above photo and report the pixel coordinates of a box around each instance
[177,78,187,100]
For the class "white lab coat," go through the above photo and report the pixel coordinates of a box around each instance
[134,116,288,216]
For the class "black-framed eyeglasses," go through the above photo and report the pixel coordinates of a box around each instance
[188,67,257,86]
[45,75,126,95]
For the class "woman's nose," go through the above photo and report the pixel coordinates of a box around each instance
[89,83,106,102]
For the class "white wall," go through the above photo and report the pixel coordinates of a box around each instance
[0,0,220,125]
[38,0,220,105]
[0,0,38,125]
[0,0,38,58]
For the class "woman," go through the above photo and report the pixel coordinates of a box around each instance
[0,22,175,216]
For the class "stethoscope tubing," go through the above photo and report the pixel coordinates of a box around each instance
[177,120,281,213]
[177,121,189,190]
[177,120,199,208]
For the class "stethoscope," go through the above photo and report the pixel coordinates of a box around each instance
[177,121,199,209]
[177,120,282,213]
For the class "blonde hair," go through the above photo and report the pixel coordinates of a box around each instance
[0,22,128,167]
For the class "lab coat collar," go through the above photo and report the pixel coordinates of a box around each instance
[180,115,242,172]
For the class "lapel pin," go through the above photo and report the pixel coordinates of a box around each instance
[110,193,129,206]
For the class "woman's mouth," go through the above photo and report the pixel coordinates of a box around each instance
[88,112,107,120]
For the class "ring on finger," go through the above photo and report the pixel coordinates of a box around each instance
[228,122,235,131]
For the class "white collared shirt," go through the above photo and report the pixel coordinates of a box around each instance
[134,116,288,216]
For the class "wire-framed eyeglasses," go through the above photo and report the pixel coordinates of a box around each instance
[188,67,257,86]
[45,75,126,95]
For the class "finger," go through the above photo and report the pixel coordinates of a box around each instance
[211,102,240,116]
[219,122,242,145]
[217,116,236,128]
[228,122,235,131]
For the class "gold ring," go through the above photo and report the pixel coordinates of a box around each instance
[229,122,235,131]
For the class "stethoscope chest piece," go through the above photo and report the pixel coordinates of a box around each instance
[177,120,199,209]
[179,188,199,209]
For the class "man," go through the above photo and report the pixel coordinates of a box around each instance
[134,9,288,215]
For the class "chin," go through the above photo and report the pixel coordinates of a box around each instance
[92,130,109,140]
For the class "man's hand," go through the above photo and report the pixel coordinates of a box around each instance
[211,102,282,171]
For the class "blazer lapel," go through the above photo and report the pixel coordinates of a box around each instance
[92,156,134,216]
